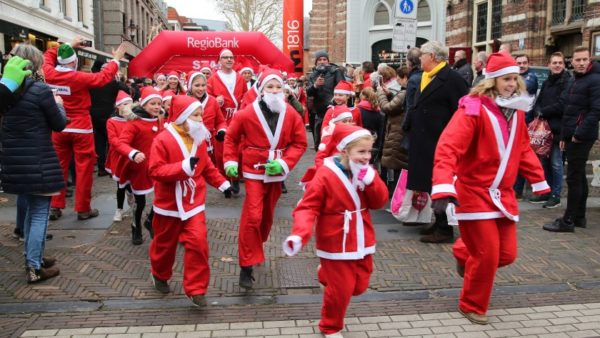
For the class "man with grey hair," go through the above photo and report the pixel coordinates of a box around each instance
[452,50,473,86]
[472,51,488,86]
[405,40,469,243]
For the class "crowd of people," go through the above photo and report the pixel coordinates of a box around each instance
[1,35,599,338]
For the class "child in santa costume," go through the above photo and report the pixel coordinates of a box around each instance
[223,69,307,289]
[284,124,388,338]
[187,72,228,185]
[430,52,550,325]
[161,89,174,115]
[321,80,363,131]
[115,87,165,245]
[43,39,125,221]
[106,91,134,222]
[148,95,231,307]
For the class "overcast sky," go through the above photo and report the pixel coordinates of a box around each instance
[165,0,313,21]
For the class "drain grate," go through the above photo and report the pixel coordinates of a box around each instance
[276,257,320,288]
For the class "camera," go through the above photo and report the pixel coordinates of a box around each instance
[81,40,93,48]
[314,64,330,77]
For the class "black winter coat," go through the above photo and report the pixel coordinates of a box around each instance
[533,70,571,142]
[406,64,469,192]
[306,64,345,118]
[90,80,129,123]
[560,62,600,142]
[0,78,67,194]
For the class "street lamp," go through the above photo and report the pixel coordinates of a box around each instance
[128,20,138,41]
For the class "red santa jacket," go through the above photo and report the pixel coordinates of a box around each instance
[43,47,118,133]
[105,116,128,180]
[300,127,335,186]
[321,105,363,132]
[207,70,247,124]
[149,125,230,220]
[195,94,226,153]
[223,100,307,183]
[291,157,388,260]
[431,97,550,222]
[240,85,258,110]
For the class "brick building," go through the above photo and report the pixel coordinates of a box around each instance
[446,0,600,65]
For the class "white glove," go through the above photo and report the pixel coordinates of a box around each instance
[282,235,302,256]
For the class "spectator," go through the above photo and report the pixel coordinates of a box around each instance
[1,44,67,283]
[362,61,375,90]
[404,47,422,117]
[543,47,600,232]
[406,41,469,243]
[0,56,31,112]
[356,87,382,163]
[529,52,571,208]
[499,42,512,55]
[472,51,487,87]
[452,50,474,86]
[306,49,344,146]
[379,65,401,95]
[352,66,363,97]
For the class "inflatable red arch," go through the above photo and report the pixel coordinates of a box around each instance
[128,31,295,78]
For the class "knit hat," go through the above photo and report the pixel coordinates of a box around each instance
[484,53,520,79]
[115,90,132,107]
[239,67,254,75]
[187,71,207,92]
[139,87,162,107]
[167,71,179,80]
[257,68,284,93]
[314,49,329,64]
[334,81,354,96]
[57,44,77,64]
[329,105,354,125]
[161,90,175,103]
[169,95,202,125]
[330,124,372,152]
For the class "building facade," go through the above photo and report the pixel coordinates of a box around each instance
[446,0,600,65]
[307,0,446,71]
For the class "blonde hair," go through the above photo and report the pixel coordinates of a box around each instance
[469,76,527,99]
[379,66,397,82]
[360,87,379,110]
[344,134,375,151]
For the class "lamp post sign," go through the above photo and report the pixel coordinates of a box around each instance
[392,0,417,53]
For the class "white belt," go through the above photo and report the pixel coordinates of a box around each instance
[341,209,365,252]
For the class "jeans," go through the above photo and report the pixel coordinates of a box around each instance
[16,194,27,235]
[564,140,594,221]
[540,143,564,197]
[21,194,51,270]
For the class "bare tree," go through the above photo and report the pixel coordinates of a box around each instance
[217,0,282,43]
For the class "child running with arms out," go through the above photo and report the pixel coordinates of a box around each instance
[283,124,388,338]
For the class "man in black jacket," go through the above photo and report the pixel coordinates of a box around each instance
[529,52,571,208]
[452,50,473,86]
[544,47,600,232]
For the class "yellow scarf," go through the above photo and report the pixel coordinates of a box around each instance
[420,61,447,92]
[173,123,193,152]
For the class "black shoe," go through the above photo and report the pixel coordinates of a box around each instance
[232,180,240,195]
[131,224,143,245]
[529,193,550,204]
[49,208,62,221]
[420,223,437,235]
[152,275,170,294]
[281,182,288,194]
[574,218,587,228]
[143,217,154,239]
[97,169,109,177]
[542,218,574,233]
[77,209,99,220]
[12,227,23,240]
[456,261,465,278]
[239,266,255,289]
[420,230,454,244]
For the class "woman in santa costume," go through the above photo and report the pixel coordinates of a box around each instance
[284,124,388,338]
[223,69,307,289]
[148,95,231,307]
[430,53,550,325]
[321,80,362,131]
[115,87,165,245]
[160,71,185,95]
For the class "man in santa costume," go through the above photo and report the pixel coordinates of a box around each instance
[148,95,231,307]
[43,37,126,220]
[223,69,307,289]
[430,52,550,325]
[240,67,256,90]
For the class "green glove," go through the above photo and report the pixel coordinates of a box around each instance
[225,165,238,178]
[265,160,284,176]
[2,56,32,91]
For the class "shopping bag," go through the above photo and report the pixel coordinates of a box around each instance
[528,117,553,158]
[390,169,408,214]
[393,189,433,223]
[591,160,600,188]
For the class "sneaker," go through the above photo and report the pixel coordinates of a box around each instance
[542,196,561,209]
[49,208,62,221]
[12,227,23,240]
[113,209,124,222]
[458,307,488,325]
[131,224,143,245]
[529,193,550,204]
[188,294,207,307]
[151,275,170,294]
[42,257,57,268]
[239,266,255,289]
[26,266,60,284]
[542,218,574,233]
[77,209,99,220]
[420,230,454,244]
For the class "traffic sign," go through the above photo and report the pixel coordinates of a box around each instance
[391,18,417,53]
[395,0,417,19]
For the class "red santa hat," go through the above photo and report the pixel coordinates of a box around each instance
[161,89,175,102]
[484,52,520,79]
[329,105,354,125]
[257,68,284,93]
[334,80,354,96]
[169,95,202,125]
[239,67,254,75]
[331,124,372,152]
[187,71,206,92]
[200,66,212,74]
[139,87,162,107]
[167,71,179,80]
[114,90,132,107]
[219,49,233,58]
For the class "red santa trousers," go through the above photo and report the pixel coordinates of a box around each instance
[150,213,210,297]
[453,218,517,315]
[50,132,96,212]
[238,179,282,267]
[318,255,373,334]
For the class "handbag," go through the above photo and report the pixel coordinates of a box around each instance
[390,169,408,215]
[528,117,553,158]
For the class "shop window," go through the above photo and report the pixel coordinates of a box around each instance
[374,3,389,26]
[417,0,430,22]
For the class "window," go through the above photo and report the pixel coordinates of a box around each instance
[571,0,585,21]
[60,0,68,16]
[417,0,431,22]
[476,2,488,43]
[77,0,84,23]
[373,3,389,26]
[552,0,586,25]
[552,0,566,25]
[473,0,503,50]
[491,0,502,39]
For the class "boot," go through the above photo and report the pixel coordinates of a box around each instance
[420,229,454,243]
[131,223,143,245]
[49,208,62,221]
[231,180,240,196]
[239,266,255,289]
[42,257,57,268]
[144,217,154,239]
[26,266,60,283]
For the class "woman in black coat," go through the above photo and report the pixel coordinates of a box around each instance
[0,44,67,283]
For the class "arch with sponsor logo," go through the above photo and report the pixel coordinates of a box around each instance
[128,31,295,78]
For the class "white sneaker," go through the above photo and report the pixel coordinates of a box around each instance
[324,332,344,338]
[113,208,124,221]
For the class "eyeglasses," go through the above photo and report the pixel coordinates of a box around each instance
[221,56,234,60]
